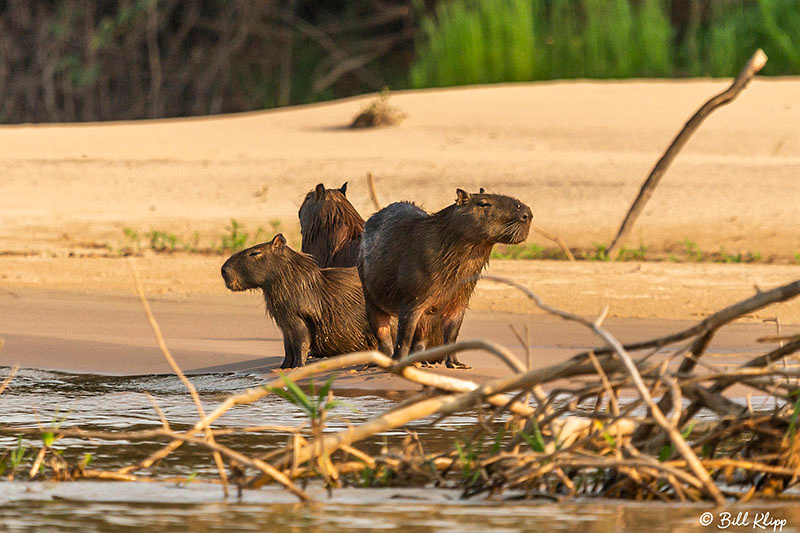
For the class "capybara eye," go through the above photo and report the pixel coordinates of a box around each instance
[476,200,491,207]
[248,250,261,257]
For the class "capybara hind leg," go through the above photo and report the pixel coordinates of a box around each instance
[411,315,431,354]
[442,311,470,369]
[365,300,394,356]
[394,308,424,361]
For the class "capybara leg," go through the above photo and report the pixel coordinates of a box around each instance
[442,311,470,369]
[411,315,431,354]
[281,322,311,368]
[365,300,394,356]
[394,308,424,361]
[426,315,445,349]
[280,337,296,369]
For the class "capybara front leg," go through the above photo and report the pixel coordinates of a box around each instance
[280,337,297,369]
[442,310,470,369]
[281,321,311,368]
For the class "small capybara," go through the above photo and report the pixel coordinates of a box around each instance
[358,189,532,368]
[299,182,364,269]
[221,234,379,368]
[299,181,445,359]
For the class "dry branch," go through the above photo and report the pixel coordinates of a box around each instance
[531,225,575,262]
[128,258,230,495]
[606,49,767,256]
[5,266,800,505]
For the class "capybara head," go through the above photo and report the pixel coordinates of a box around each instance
[298,182,365,268]
[444,188,532,245]
[298,182,363,234]
[221,234,290,291]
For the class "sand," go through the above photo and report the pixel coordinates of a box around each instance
[0,80,798,389]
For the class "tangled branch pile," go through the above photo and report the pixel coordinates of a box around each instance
[2,278,800,506]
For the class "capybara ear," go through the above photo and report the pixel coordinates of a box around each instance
[315,183,326,198]
[479,187,485,194]
[456,188,470,205]
[339,182,348,195]
[271,234,287,250]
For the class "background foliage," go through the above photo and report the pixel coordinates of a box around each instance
[1,0,798,124]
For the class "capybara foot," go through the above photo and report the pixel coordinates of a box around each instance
[446,360,471,370]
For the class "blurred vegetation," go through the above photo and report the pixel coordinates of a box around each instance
[1,1,799,124]
[0,0,415,123]
[411,0,800,87]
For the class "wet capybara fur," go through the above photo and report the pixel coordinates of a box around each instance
[298,181,445,359]
[358,189,532,368]
[221,234,380,368]
[299,182,364,269]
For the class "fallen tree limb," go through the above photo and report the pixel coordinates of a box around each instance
[606,49,767,256]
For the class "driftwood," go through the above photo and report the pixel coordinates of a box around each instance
[606,49,768,257]
[2,266,799,505]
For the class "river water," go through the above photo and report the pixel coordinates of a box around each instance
[0,368,796,533]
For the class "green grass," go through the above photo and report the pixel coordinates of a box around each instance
[410,0,800,88]
[491,243,563,260]
[118,219,285,256]
[492,239,775,264]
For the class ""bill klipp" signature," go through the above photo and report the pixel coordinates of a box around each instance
[699,511,787,531]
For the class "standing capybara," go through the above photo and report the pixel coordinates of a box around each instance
[358,189,532,368]
[299,181,445,359]
[221,234,379,368]
[299,182,364,268]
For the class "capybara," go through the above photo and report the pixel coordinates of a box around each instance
[221,234,379,368]
[299,181,445,359]
[299,182,364,269]
[358,189,532,368]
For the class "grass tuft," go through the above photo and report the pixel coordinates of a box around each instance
[350,88,406,129]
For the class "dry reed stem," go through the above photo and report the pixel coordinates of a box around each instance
[531,225,575,262]
[607,48,767,256]
[127,258,230,496]
[0,363,19,397]
[366,172,382,211]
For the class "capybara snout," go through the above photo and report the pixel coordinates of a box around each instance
[220,239,278,292]
[452,189,532,245]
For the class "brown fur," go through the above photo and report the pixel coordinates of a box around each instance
[299,182,364,268]
[221,234,379,368]
[298,182,445,359]
[358,189,532,367]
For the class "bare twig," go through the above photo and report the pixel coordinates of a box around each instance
[128,258,230,497]
[366,172,382,211]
